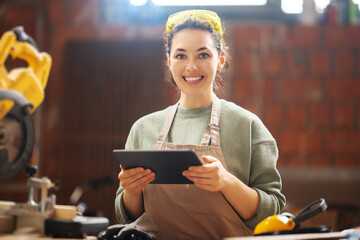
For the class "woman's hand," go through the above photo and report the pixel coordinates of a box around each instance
[183,156,259,219]
[118,165,155,220]
[182,155,230,192]
[118,165,155,195]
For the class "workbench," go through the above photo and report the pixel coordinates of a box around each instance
[224,231,353,240]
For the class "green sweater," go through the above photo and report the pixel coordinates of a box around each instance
[115,99,285,230]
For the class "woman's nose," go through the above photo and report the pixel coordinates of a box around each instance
[185,59,199,71]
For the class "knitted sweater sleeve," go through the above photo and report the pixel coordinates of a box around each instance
[114,124,136,224]
[243,119,286,229]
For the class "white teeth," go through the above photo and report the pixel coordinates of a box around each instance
[185,76,202,82]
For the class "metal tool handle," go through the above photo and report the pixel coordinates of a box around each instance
[294,198,327,225]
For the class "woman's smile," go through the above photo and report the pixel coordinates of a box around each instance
[183,75,204,83]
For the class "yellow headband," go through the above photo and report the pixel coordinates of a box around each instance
[166,10,224,46]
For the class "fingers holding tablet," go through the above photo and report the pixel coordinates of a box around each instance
[118,165,155,194]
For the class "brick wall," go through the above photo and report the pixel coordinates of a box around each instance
[231,24,360,169]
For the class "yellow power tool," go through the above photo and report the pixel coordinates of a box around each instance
[0,26,51,179]
[254,198,329,235]
[0,27,110,237]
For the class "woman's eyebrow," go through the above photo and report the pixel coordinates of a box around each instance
[197,47,208,51]
[174,47,209,52]
[174,48,186,52]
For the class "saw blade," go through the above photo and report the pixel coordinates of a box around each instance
[0,116,25,172]
[0,117,25,163]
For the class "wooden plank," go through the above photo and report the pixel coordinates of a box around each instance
[224,232,347,240]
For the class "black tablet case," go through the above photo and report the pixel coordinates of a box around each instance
[112,149,203,184]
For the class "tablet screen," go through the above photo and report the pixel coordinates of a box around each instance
[112,149,203,184]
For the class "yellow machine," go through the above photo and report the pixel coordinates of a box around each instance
[0,27,109,238]
[0,26,51,119]
[254,198,329,235]
[254,214,296,235]
[0,26,51,180]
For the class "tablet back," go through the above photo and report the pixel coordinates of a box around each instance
[112,149,203,184]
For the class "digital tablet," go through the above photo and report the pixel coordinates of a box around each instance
[112,149,203,184]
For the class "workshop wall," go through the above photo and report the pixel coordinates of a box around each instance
[231,25,360,168]
[0,0,359,228]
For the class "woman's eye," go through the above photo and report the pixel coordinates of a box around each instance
[175,54,186,59]
[199,53,209,59]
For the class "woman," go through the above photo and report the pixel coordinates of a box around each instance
[115,9,285,240]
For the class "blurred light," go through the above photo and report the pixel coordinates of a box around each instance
[353,0,360,10]
[151,0,266,6]
[314,0,330,13]
[130,0,148,6]
[281,0,303,14]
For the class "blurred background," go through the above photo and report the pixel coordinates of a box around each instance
[0,0,359,231]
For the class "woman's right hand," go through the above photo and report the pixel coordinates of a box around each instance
[118,165,155,219]
[118,165,155,195]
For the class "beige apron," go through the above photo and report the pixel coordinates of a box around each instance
[143,96,253,240]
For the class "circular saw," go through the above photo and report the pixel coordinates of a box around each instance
[0,26,51,179]
[0,27,110,237]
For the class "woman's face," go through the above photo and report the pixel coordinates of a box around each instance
[168,29,225,102]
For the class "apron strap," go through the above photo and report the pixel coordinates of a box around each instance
[200,96,221,147]
[156,102,179,142]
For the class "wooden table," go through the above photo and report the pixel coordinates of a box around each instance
[224,232,347,240]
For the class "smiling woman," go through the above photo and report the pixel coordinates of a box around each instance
[114,9,285,240]
[164,12,229,100]
[167,29,225,108]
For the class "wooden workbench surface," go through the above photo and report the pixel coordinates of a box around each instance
[224,231,347,240]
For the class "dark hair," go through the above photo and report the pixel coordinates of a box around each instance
[163,17,229,96]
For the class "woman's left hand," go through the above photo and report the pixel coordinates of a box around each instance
[182,155,230,192]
